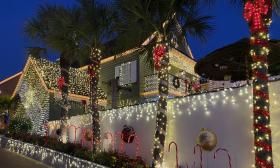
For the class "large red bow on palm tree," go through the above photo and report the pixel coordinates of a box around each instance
[57,77,65,90]
[153,44,166,71]
[243,0,271,32]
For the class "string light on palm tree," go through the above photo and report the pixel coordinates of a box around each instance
[152,34,170,167]
[243,0,274,167]
[88,47,102,152]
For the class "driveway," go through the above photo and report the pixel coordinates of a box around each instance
[0,149,51,168]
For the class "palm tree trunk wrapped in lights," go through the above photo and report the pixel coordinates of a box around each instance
[88,47,102,152]
[243,0,274,167]
[152,35,170,167]
[59,55,70,142]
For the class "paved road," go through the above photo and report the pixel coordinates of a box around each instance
[0,149,51,168]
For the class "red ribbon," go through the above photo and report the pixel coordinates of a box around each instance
[253,108,270,117]
[250,38,269,46]
[253,90,269,99]
[255,141,272,152]
[252,55,267,62]
[252,70,268,81]
[256,157,273,168]
[57,77,65,90]
[254,123,271,134]
[244,0,270,32]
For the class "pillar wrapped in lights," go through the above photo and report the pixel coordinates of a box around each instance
[59,56,70,142]
[88,47,102,152]
[152,34,169,167]
[243,0,274,167]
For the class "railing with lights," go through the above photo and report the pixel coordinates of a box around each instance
[143,74,186,97]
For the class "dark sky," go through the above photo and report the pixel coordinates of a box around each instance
[0,0,279,80]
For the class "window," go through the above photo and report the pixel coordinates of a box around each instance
[115,60,137,86]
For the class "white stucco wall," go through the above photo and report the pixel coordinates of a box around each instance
[52,80,280,168]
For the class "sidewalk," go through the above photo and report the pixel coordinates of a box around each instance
[0,149,51,168]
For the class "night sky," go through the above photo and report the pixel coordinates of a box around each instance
[0,0,279,80]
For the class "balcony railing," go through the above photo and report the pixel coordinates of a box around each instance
[143,74,187,97]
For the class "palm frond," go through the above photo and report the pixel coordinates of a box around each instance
[179,7,214,42]
[26,47,47,59]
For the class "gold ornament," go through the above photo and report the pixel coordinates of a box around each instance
[196,128,217,151]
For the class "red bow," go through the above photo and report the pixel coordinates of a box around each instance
[57,77,65,90]
[243,0,270,32]
[192,82,201,92]
[87,64,95,77]
[153,44,166,71]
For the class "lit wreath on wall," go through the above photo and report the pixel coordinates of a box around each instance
[121,125,135,143]
[172,76,180,89]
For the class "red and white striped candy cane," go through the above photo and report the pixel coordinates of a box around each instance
[168,141,179,168]
[193,144,203,168]
[115,131,125,153]
[104,131,115,151]
[214,148,232,168]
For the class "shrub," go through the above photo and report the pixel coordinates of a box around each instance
[8,117,32,134]
[2,132,149,168]
[93,151,115,167]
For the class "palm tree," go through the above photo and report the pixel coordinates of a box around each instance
[26,47,47,59]
[113,0,213,166]
[241,0,279,167]
[76,0,114,152]
[25,5,82,141]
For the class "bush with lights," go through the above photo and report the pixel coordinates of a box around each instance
[1,130,148,168]
[8,116,32,134]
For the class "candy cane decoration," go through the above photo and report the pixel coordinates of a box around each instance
[81,128,94,148]
[214,148,232,168]
[127,134,141,158]
[168,141,179,168]
[115,131,125,153]
[91,130,95,151]
[67,125,82,144]
[193,144,203,168]
[104,131,115,151]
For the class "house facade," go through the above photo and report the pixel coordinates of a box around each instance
[85,46,198,109]
[0,29,198,134]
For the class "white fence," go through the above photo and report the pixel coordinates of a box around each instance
[51,80,280,168]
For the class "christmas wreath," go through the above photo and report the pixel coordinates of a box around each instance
[121,125,135,143]
[172,76,180,89]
